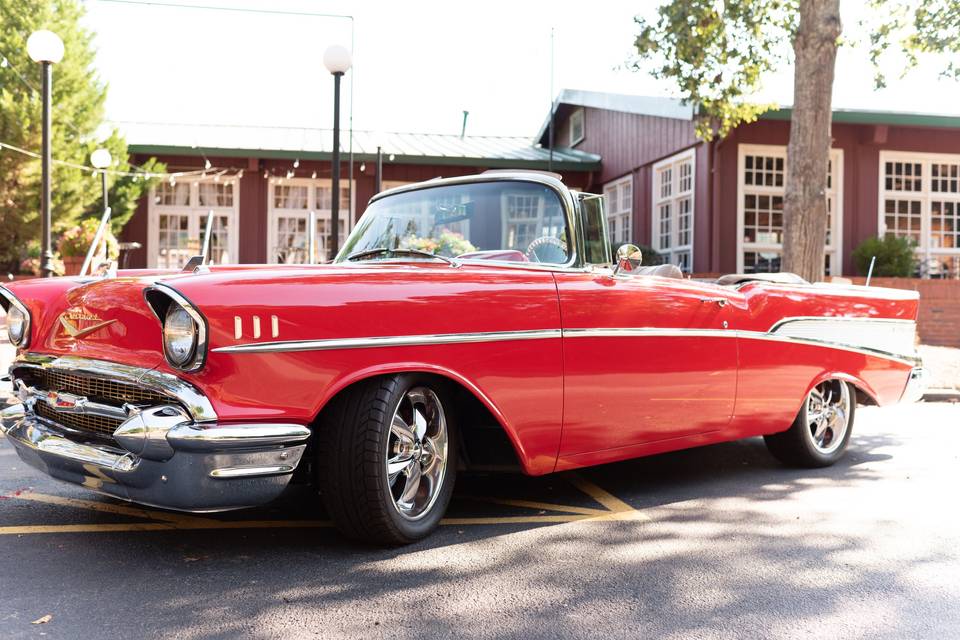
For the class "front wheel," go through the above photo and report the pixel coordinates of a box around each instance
[764,379,855,468]
[317,375,457,545]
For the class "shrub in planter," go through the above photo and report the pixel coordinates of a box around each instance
[57,219,119,275]
[852,236,916,278]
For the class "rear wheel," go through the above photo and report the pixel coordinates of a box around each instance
[764,379,855,468]
[317,374,456,545]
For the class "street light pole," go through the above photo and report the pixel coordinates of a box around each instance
[27,30,64,278]
[40,61,53,277]
[323,44,352,262]
[331,69,342,260]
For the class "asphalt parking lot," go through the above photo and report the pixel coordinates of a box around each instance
[1,400,958,639]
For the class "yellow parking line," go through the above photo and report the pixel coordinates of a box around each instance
[458,495,608,516]
[10,491,218,526]
[566,474,635,513]
[441,514,590,526]
[0,523,175,535]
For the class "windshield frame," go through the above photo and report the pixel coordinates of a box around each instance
[334,173,583,271]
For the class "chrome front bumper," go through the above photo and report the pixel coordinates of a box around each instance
[2,355,311,512]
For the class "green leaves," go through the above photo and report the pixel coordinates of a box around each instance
[631,0,795,140]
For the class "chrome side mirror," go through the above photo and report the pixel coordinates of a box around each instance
[613,244,643,276]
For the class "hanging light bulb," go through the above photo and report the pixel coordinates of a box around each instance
[286,170,294,179]
[311,170,317,179]
[237,169,244,179]
[263,169,269,179]
[389,154,396,161]
[204,159,212,170]
[360,162,366,172]
[293,158,300,168]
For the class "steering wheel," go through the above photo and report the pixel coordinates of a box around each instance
[525,236,567,264]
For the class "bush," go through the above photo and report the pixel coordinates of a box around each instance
[852,236,916,277]
[57,218,119,259]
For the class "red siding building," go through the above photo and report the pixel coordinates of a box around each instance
[120,122,599,269]
[538,89,960,278]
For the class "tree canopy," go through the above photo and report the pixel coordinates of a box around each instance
[0,0,162,273]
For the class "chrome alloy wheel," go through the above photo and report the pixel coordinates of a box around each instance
[805,380,851,455]
[385,387,449,521]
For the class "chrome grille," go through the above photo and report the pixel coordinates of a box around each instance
[34,401,122,438]
[17,367,177,440]
[29,369,169,406]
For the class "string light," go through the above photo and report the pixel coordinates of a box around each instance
[389,154,396,161]
[286,170,294,179]
[360,162,366,172]
[237,169,244,179]
[311,170,317,179]
[204,159,212,170]
[263,169,269,179]
[293,158,300,168]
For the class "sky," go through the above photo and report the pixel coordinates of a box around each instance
[79,0,960,140]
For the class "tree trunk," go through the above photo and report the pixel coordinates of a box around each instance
[782,0,841,282]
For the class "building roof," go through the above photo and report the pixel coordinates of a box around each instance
[535,89,695,143]
[535,88,960,143]
[116,121,601,171]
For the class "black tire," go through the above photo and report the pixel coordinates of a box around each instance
[316,374,457,545]
[764,380,856,468]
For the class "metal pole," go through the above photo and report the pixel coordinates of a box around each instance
[307,210,316,264]
[547,28,554,173]
[40,61,54,277]
[201,209,214,264]
[375,146,383,194]
[331,71,343,260]
[865,255,877,286]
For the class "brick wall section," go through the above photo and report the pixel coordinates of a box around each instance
[845,277,960,348]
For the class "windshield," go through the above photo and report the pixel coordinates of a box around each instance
[337,180,571,265]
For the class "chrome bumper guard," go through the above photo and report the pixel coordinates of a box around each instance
[900,366,927,404]
[2,356,311,512]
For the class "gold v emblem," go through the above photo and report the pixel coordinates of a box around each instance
[59,316,116,338]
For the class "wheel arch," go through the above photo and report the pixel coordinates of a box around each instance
[310,362,532,474]
[802,370,880,409]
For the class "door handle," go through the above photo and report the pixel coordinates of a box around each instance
[699,297,728,307]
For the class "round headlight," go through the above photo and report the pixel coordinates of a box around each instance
[7,305,27,346]
[163,304,197,366]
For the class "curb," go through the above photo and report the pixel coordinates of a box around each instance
[922,388,960,403]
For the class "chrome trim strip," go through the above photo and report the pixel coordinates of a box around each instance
[562,328,737,339]
[212,324,917,366]
[212,329,563,354]
[10,353,218,422]
[209,464,296,479]
[768,315,915,333]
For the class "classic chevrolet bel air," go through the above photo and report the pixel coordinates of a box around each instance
[0,172,925,544]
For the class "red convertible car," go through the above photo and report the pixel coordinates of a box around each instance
[1,172,924,544]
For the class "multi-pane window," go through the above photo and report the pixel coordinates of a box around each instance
[149,179,239,269]
[738,144,843,275]
[267,178,354,264]
[652,150,695,272]
[569,108,585,146]
[603,176,632,246]
[880,152,960,278]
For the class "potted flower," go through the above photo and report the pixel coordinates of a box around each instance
[57,219,119,276]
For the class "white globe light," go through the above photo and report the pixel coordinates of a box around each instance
[27,30,65,64]
[323,45,352,74]
[90,148,112,169]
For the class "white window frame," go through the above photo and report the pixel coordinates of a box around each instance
[569,108,585,147]
[652,149,696,272]
[266,177,355,264]
[147,177,240,269]
[877,150,960,278]
[736,143,844,275]
[603,175,633,247]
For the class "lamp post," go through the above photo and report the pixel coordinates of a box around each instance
[323,44,351,260]
[27,30,65,278]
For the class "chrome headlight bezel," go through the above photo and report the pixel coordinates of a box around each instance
[0,286,31,348]
[145,285,207,373]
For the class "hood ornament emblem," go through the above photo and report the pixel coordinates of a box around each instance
[58,311,116,339]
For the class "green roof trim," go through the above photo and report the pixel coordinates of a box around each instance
[762,107,960,129]
[126,143,601,171]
